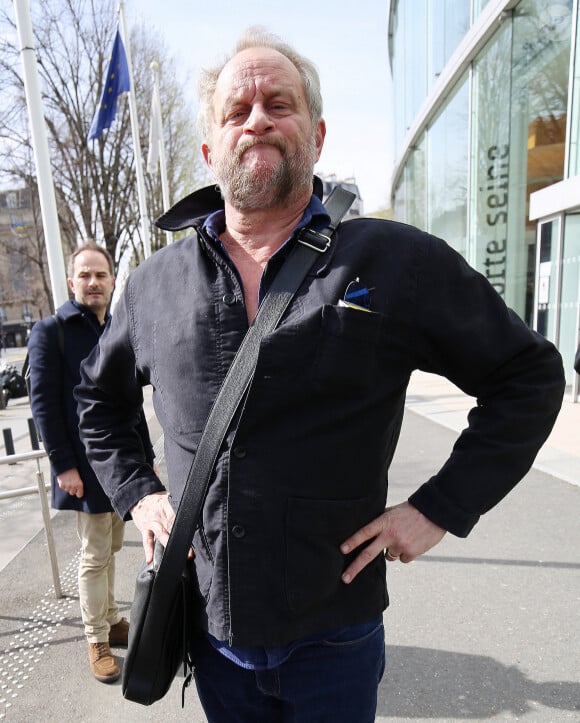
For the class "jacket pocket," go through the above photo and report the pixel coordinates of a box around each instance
[285,495,369,614]
[312,305,383,394]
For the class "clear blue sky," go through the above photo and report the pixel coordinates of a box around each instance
[132,0,394,212]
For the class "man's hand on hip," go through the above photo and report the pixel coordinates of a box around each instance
[340,501,446,583]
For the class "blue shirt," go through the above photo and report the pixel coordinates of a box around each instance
[203,195,330,306]
[208,617,382,671]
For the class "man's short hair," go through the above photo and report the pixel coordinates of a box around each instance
[67,242,115,278]
[197,26,323,141]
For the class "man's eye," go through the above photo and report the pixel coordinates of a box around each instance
[270,101,290,113]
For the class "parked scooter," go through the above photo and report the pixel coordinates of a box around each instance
[0,362,28,407]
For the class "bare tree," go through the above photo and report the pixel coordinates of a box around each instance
[0,0,208,301]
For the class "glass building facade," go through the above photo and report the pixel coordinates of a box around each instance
[388,0,579,399]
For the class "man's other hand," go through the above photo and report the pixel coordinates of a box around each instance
[57,468,84,498]
[340,501,446,583]
[131,491,176,564]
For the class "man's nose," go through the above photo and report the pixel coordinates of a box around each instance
[243,104,273,134]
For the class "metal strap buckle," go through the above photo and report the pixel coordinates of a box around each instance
[297,228,332,253]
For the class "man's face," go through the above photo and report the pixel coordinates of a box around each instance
[202,47,326,210]
[67,250,115,321]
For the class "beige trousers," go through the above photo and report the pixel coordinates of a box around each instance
[76,511,125,643]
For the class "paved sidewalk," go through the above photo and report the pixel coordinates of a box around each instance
[0,366,578,721]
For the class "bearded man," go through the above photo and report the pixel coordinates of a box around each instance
[76,28,564,722]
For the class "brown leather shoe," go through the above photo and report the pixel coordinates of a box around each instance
[108,617,129,647]
[88,642,120,683]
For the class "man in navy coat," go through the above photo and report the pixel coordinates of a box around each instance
[28,242,154,684]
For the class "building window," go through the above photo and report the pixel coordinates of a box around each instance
[390,0,573,331]
[471,20,512,304]
[428,0,470,90]
[559,213,580,382]
[510,0,571,320]
[407,135,426,229]
[391,0,428,150]
[427,75,469,256]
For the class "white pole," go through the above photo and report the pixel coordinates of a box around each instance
[118,1,151,259]
[150,60,172,245]
[13,0,68,308]
[36,465,63,599]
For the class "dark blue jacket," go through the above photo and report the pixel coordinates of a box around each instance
[28,299,154,513]
[76,184,565,646]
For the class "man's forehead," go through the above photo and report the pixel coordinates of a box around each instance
[74,252,110,273]
[217,47,302,95]
[76,265,105,272]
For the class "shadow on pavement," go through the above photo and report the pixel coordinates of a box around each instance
[378,645,580,719]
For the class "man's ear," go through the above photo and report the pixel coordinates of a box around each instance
[201,142,211,167]
[314,118,326,162]
[67,277,75,293]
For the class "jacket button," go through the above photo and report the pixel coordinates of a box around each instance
[231,524,246,539]
[222,293,237,305]
[233,445,247,458]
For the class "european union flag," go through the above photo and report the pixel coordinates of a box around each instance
[87,30,130,142]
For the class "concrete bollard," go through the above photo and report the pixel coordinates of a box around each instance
[2,427,16,459]
[28,418,40,450]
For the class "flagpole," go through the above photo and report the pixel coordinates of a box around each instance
[150,61,172,245]
[118,1,151,259]
[13,0,68,309]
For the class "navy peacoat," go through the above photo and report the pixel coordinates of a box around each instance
[28,299,154,513]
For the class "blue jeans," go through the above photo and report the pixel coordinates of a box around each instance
[190,621,386,723]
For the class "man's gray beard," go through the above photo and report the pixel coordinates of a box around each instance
[214,138,316,210]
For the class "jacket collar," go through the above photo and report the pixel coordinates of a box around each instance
[56,299,110,326]
[56,299,83,321]
[155,176,324,232]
